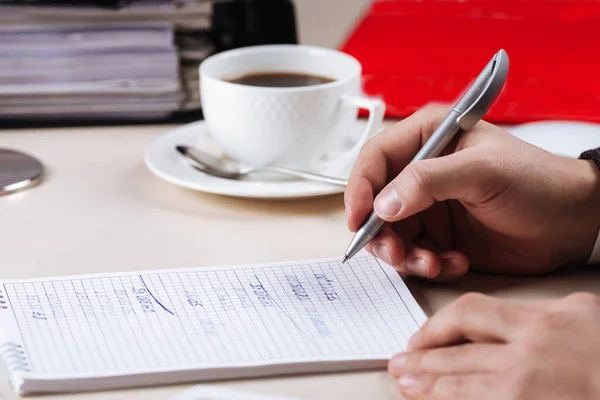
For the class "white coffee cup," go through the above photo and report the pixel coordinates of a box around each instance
[199,45,385,174]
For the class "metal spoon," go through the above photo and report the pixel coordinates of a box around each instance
[176,145,348,186]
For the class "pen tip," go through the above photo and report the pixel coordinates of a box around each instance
[341,255,349,264]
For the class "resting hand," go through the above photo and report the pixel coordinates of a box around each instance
[388,292,600,399]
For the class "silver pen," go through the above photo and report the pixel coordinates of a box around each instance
[342,49,510,263]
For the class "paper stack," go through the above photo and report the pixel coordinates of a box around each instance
[0,0,213,120]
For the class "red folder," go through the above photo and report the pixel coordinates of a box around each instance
[340,0,600,123]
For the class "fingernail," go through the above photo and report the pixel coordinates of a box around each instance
[407,257,429,277]
[374,187,402,217]
[344,207,350,224]
[389,353,407,370]
[439,253,459,265]
[398,374,421,390]
[373,242,391,265]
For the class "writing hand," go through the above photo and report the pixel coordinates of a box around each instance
[344,105,600,279]
[388,292,600,399]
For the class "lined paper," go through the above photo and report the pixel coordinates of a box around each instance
[2,255,426,375]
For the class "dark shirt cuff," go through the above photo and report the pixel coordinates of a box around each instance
[579,147,600,264]
[580,147,600,171]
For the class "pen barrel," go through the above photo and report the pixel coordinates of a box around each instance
[345,212,386,259]
[363,212,386,233]
[413,110,462,162]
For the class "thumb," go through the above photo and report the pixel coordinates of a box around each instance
[373,149,501,221]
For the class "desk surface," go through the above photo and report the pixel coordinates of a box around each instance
[2,119,600,400]
[1,1,599,399]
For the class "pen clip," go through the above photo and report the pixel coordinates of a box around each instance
[454,49,510,130]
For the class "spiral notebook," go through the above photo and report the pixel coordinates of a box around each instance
[0,253,427,394]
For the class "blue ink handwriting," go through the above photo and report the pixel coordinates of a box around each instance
[315,273,338,301]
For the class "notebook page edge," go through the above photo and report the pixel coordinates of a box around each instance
[0,250,377,284]
[370,258,429,326]
[14,358,388,395]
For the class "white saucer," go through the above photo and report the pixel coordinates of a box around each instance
[145,120,369,199]
[507,120,600,158]
[146,119,600,200]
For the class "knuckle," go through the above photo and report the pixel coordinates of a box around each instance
[562,292,600,309]
[355,143,387,177]
[358,137,377,157]
[355,144,375,167]
[405,161,433,190]
[356,140,383,169]
[453,292,485,313]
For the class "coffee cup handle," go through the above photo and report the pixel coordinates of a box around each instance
[318,95,385,176]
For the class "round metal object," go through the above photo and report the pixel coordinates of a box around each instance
[0,149,44,196]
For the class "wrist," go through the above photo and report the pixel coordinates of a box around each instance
[564,159,600,265]
[582,159,600,264]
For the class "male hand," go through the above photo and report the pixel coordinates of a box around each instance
[345,105,600,279]
[388,292,600,399]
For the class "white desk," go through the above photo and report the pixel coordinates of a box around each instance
[1,1,598,399]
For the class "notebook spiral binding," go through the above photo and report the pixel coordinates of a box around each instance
[0,343,29,375]
[0,290,31,379]
[0,291,7,310]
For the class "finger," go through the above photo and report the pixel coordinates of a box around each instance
[365,225,407,267]
[344,105,450,229]
[388,343,507,377]
[407,293,532,351]
[366,229,444,280]
[372,238,466,280]
[402,227,469,281]
[397,373,499,400]
[373,148,507,222]
[432,251,469,281]
[344,175,374,231]
[401,242,442,279]
[395,249,468,281]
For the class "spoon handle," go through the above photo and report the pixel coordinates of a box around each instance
[260,165,348,186]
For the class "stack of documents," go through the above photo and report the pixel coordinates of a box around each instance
[0,0,213,120]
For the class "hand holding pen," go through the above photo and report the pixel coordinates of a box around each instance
[340,50,544,279]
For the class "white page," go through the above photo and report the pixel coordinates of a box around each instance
[0,254,426,378]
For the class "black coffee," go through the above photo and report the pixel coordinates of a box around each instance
[226,72,335,87]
